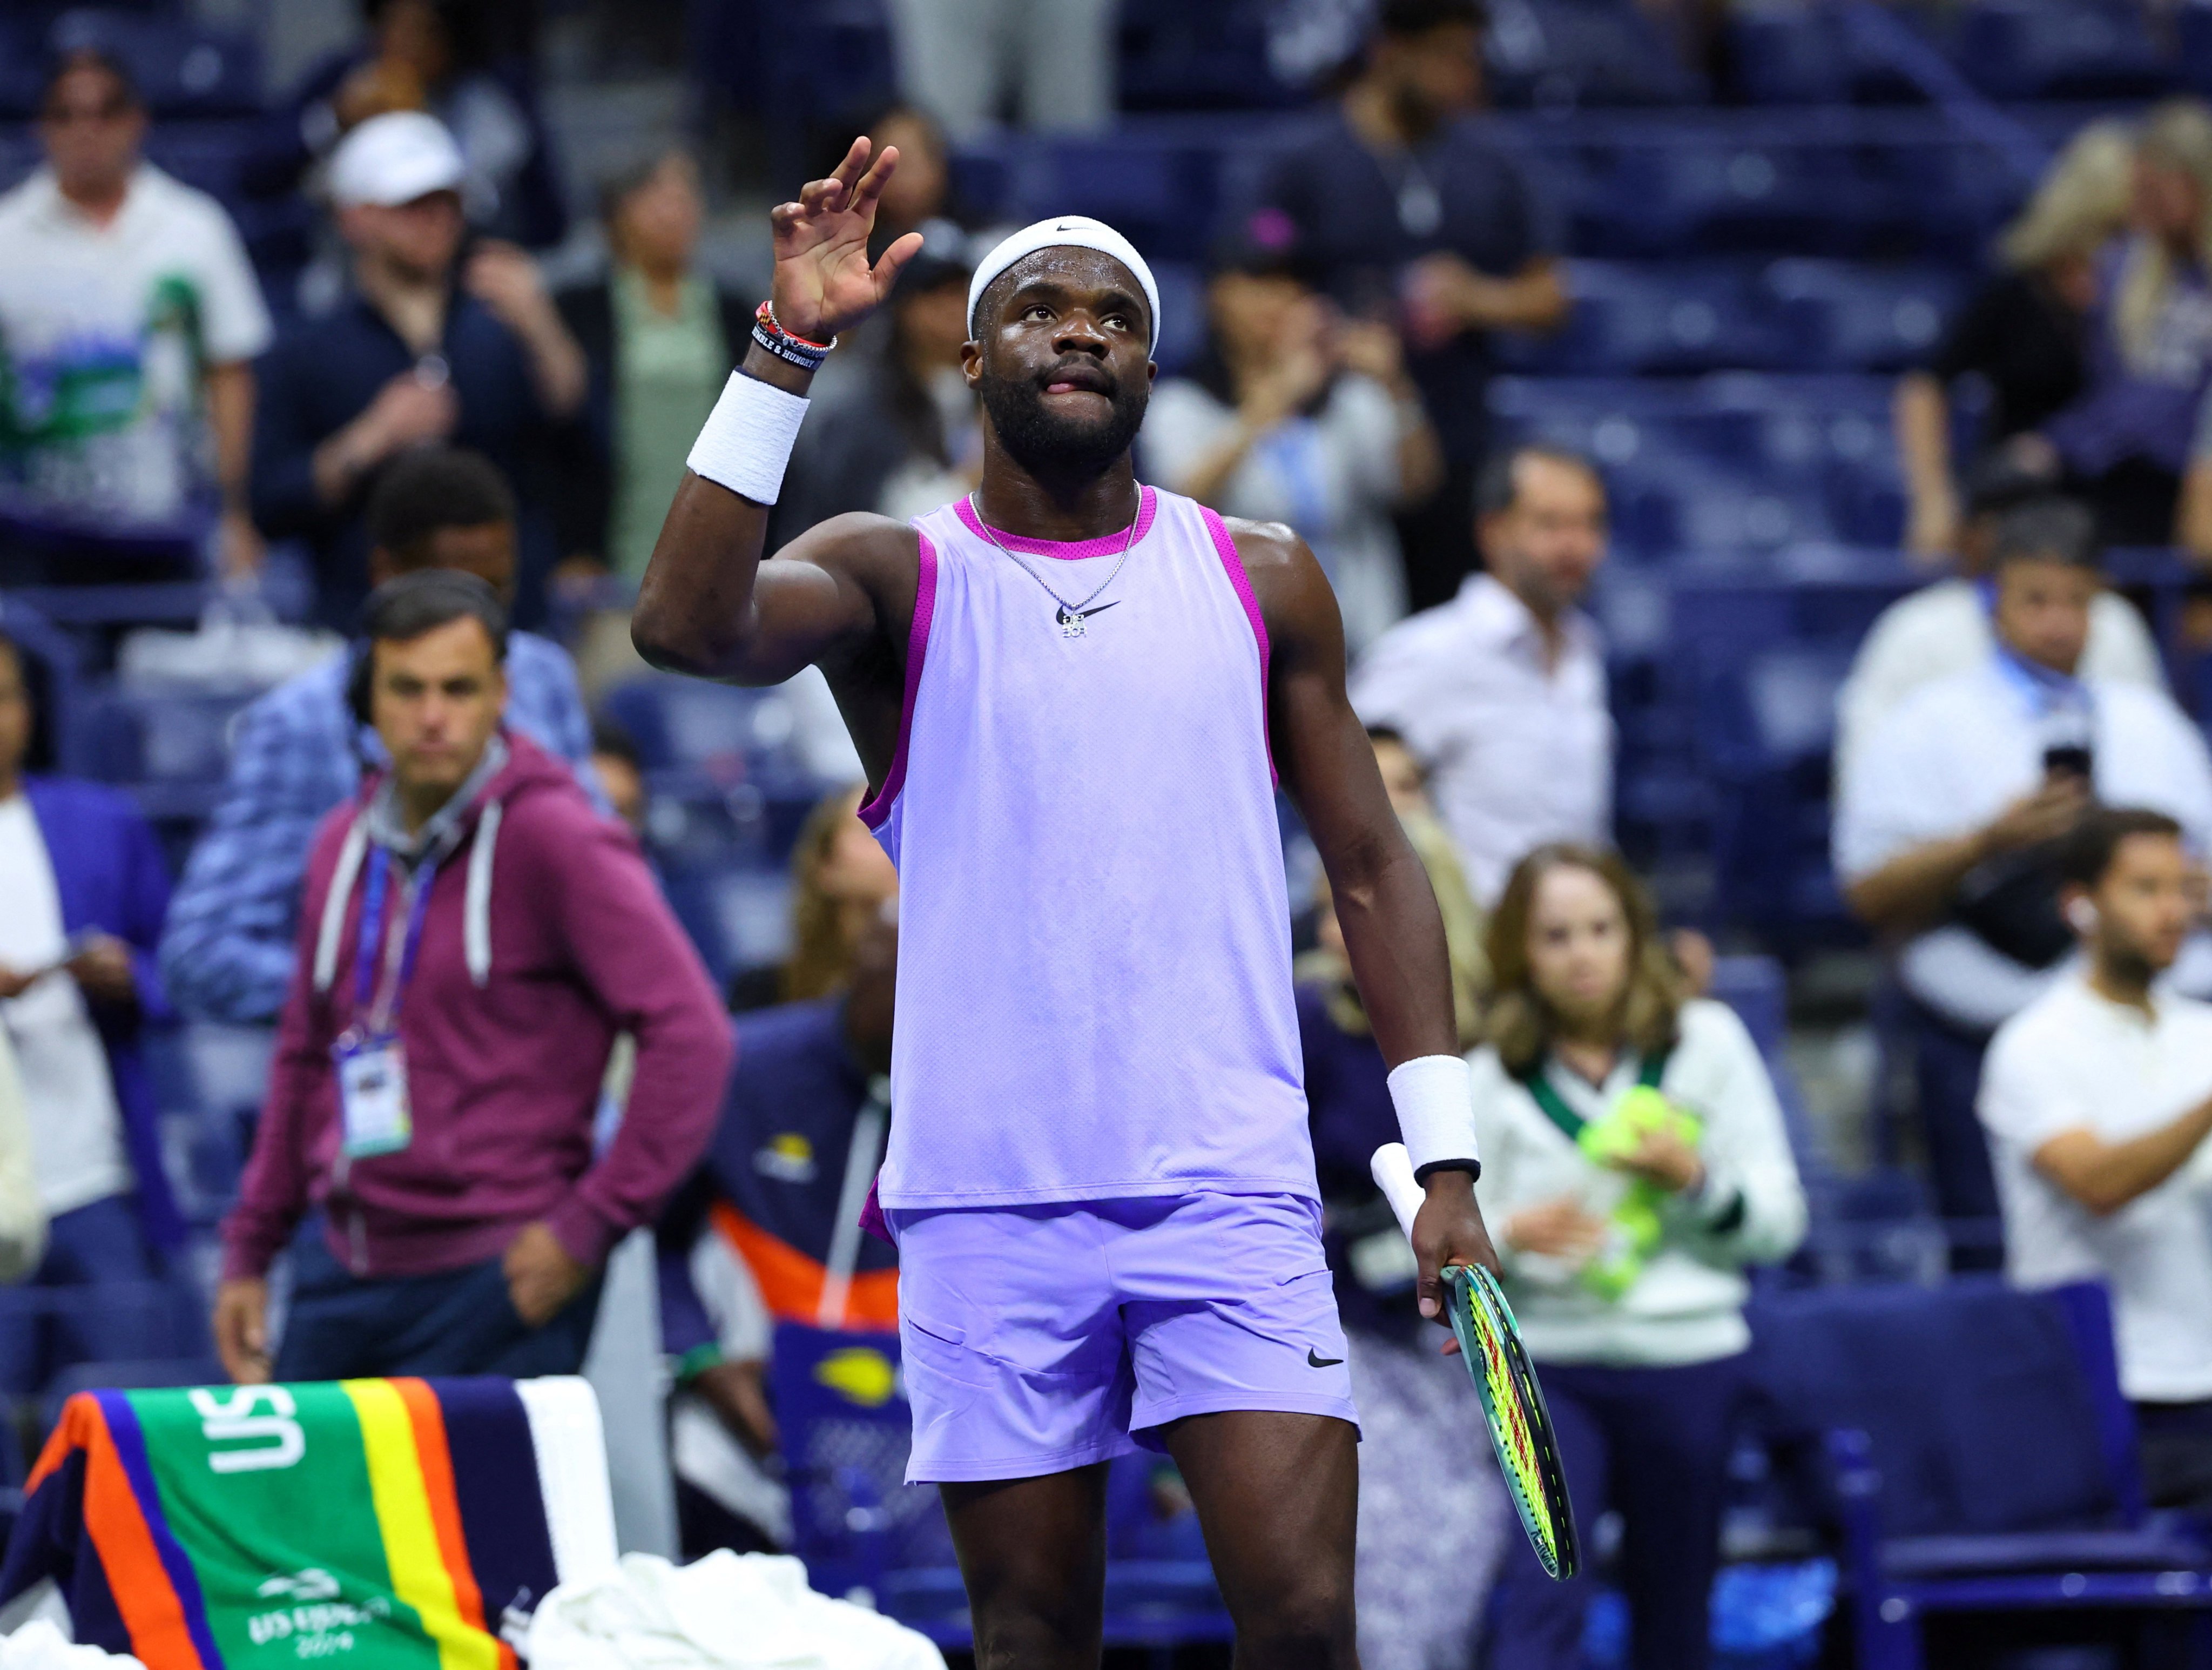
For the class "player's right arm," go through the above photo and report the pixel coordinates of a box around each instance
[631,138,923,687]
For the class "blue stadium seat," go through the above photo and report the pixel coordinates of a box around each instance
[144,1022,272,1227]
[1694,636,1857,949]
[1748,1281,2212,1669]
[2183,2,2212,99]
[1614,462,1836,557]
[1723,3,1928,104]
[1763,259,1964,373]
[1590,139,1877,258]
[141,123,264,208]
[1863,135,2034,260]
[1485,0,1707,108]
[1504,261,1784,376]
[1117,0,1298,113]
[662,860,794,993]
[1952,0,2177,100]
[63,681,260,822]
[0,11,261,117]
[954,131,1251,263]
[599,675,825,801]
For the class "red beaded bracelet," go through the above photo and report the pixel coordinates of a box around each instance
[755,300,835,352]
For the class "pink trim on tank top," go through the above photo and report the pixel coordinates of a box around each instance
[953,484,1158,560]
[859,529,939,831]
[1198,504,1277,787]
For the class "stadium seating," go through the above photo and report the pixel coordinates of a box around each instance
[62,679,261,851]
[1483,0,1707,108]
[0,9,262,118]
[1954,0,2176,102]
[1749,1280,2212,1669]
[144,1022,271,1228]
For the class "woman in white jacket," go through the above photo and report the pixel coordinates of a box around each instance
[1477,844,1805,1670]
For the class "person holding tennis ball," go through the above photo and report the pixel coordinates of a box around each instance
[1470,844,1806,1670]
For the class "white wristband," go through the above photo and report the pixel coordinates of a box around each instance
[1387,1054,1481,1180]
[686,371,809,506]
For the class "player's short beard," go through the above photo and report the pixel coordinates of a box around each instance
[977,362,1148,482]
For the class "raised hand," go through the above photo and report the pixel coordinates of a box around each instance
[770,137,926,344]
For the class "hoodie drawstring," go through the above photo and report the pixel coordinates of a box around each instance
[313,819,371,994]
[312,796,507,995]
[465,799,502,988]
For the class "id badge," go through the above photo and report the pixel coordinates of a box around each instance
[334,1033,413,1157]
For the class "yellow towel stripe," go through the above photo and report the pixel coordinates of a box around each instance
[342,1379,502,1670]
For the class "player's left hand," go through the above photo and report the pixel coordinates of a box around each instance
[770,136,925,345]
[1413,1168,1500,1352]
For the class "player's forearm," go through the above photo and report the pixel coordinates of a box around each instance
[632,346,815,677]
[1330,826,1460,1066]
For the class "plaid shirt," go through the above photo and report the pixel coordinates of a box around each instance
[159,631,597,1023]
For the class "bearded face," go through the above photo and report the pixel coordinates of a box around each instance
[967,252,1155,480]
[975,354,1149,478]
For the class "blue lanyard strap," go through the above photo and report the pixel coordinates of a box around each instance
[353,846,440,1034]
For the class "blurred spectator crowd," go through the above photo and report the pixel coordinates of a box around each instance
[15,0,2212,1664]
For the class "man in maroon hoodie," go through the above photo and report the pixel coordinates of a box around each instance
[213,571,732,1382]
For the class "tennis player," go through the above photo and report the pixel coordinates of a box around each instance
[632,137,1497,1667]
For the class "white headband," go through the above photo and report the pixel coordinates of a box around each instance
[966,216,1161,351]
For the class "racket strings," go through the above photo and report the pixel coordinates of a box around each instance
[1452,1268,1576,1579]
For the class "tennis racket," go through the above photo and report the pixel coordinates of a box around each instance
[1371,1142,1581,1581]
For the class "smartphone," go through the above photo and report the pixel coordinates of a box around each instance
[2044,742,2094,781]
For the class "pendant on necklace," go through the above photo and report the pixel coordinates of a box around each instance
[1056,605,1087,638]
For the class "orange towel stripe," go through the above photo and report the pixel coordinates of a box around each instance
[391,1377,515,1670]
[78,1403,206,1670]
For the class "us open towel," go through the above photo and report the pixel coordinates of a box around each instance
[0,1377,617,1669]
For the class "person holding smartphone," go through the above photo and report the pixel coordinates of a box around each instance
[1836,496,2212,1261]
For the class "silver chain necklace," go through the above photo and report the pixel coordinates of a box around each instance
[966,491,1141,638]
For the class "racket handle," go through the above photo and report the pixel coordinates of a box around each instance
[1371,1143,1425,1243]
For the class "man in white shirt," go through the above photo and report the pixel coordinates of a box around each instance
[1980,807,2212,1507]
[0,48,272,576]
[1836,497,2212,1253]
[1835,463,2166,786]
[1351,444,1611,905]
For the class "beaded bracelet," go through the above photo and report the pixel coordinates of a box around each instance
[751,300,835,371]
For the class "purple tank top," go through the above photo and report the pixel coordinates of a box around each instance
[862,485,1314,1207]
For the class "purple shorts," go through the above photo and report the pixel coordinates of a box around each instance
[888,1191,1359,1484]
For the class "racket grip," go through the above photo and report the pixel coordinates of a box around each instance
[1371,1143,1425,1243]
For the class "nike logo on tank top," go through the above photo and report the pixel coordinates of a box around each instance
[862,485,1316,1207]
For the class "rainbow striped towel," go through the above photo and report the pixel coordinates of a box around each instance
[0,1377,618,1669]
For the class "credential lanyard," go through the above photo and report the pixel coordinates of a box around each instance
[353,846,439,1036]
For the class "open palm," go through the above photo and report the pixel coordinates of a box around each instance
[770,136,926,344]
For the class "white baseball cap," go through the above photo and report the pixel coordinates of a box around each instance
[328,111,466,210]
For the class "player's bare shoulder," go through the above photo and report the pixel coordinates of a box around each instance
[1213,515,1341,658]
[779,509,921,591]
